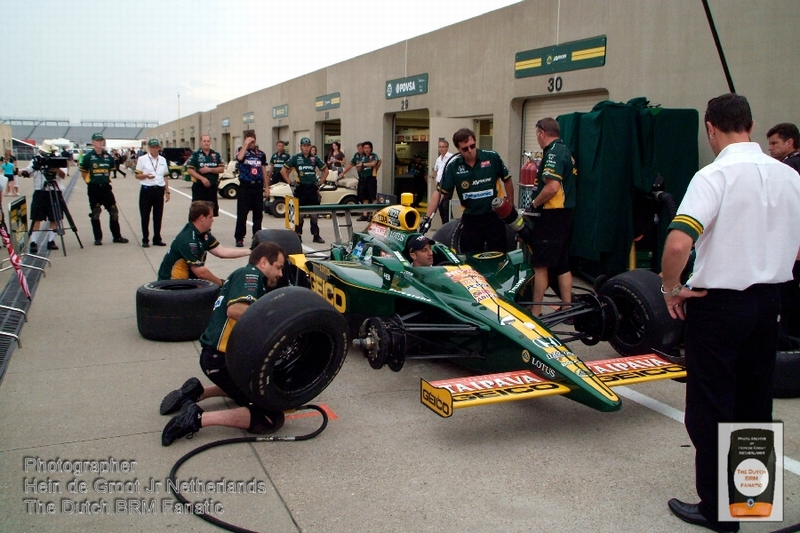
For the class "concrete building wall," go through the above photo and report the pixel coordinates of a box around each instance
[0,124,13,156]
[145,0,800,194]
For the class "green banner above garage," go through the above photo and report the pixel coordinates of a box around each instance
[385,73,428,99]
[515,36,606,78]
[315,93,340,111]
[273,105,288,119]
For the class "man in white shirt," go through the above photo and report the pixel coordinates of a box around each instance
[135,138,171,247]
[430,139,454,223]
[661,93,800,532]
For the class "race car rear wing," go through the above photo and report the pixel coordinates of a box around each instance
[420,354,686,417]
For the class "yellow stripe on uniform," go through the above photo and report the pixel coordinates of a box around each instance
[672,214,704,235]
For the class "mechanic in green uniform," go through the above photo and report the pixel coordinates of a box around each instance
[356,141,381,221]
[268,140,291,185]
[186,134,224,217]
[529,117,577,317]
[79,133,129,245]
[281,137,328,244]
[157,201,250,285]
[424,127,514,253]
[160,242,287,446]
[340,142,364,177]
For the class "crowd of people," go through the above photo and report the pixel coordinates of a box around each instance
[11,113,800,504]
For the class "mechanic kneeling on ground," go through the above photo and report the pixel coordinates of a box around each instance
[157,200,250,286]
[160,242,286,446]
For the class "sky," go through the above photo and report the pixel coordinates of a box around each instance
[2,0,520,126]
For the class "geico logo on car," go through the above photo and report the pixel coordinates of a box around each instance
[309,270,347,312]
[421,389,451,416]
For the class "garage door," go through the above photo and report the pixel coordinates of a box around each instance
[522,90,609,155]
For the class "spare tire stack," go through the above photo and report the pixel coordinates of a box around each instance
[136,280,220,342]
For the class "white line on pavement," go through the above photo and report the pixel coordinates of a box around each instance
[616,386,800,477]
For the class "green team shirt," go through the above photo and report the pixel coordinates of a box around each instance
[270,151,291,178]
[284,153,326,185]
[186,149,224,186]
[533,138,576,210]
[199,263,269,352]
[350,152,365,166]
[157,222,220,280]
[359,153,380,180]
[439,149,510,216]
[80,150,115,184]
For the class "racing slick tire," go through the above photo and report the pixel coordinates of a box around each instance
[219,184,238,199]
[169,169,182,180]
[136,280,220,342]
[252,229,303,255]
[225,287,348,411]
[774,339,800,398]
[251,229,308,289]
[432,220,516,254]
[598,269,683,357]
[269,197,286,218]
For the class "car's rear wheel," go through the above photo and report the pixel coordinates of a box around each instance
[169,170,181,180]
[598,270,684,356]
[432,219,516,254]
[774,337,800,398]
[225,287,348,411]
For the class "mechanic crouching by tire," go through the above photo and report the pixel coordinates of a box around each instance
[660,94,800,533]
[160,242,287,446]
[281,136,327,244]
[157,201,250,286]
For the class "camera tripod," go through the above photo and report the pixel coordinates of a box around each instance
[30,179,83,256]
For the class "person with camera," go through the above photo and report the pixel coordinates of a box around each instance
[134,138,170,248]
[79,133,129,246]
[23,143,66,253]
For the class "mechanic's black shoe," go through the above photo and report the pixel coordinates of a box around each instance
[235,240,244,248]
[161,402,203,446]
[94,240,102,246]
[356,215,370,221]
[29,242,38,254]
[142,241,150,248]
[47,241,58,250]
[112,237,129,244]
[153,240,167,246]
[160,377,204,415]
[667,499,739,532]
[312,235,325,244]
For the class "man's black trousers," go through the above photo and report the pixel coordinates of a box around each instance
[234,184,264,242]
[684,284,780,522]
[139,185,165,244]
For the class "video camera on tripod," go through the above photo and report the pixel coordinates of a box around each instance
[23,154,69,182]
